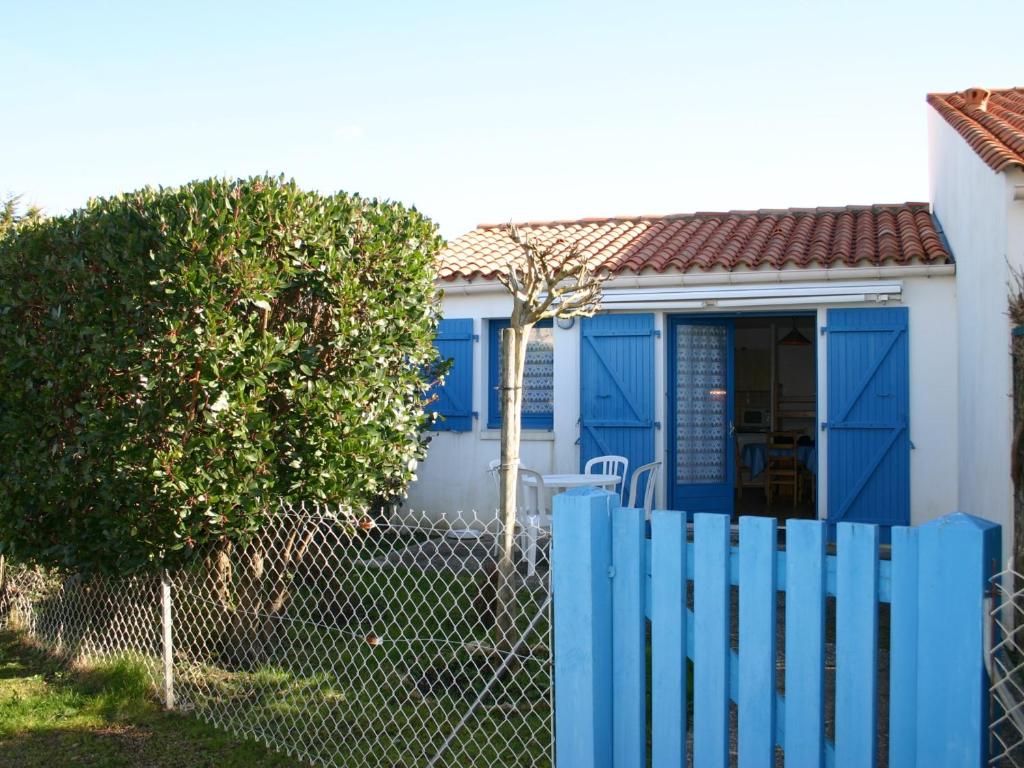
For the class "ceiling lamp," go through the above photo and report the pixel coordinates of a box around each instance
[778,319,811,346]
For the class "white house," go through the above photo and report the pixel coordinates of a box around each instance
[407,85,1024,560]
[927,86,1024,566]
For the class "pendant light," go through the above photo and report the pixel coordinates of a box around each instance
[778,318,811,346]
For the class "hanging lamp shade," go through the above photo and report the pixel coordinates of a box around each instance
[778,320,811,346]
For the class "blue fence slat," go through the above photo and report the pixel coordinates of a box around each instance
[552,488,615,768]
[888,525,919,766]
[784,519,827,766]
[915,513,1001,768]
[738,516,777,768]
[652,539,894,604]
[651,510,688,766]
[835,522,879,768]
[694,513,731,768]
[611,505,647,768]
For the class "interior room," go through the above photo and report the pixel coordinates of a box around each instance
[733,315,817,519]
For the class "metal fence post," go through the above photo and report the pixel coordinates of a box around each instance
[552,487,614,768]
[161,569,174,710]
[915,512,1001,767]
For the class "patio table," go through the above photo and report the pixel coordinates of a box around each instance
[522,473,621,493]
[512,473,620,577]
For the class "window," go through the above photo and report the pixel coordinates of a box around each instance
[488,319,554,429]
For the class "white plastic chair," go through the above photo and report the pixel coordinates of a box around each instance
[584,454,629,503]
[485,460,550,576]
[626,460,662,520]
[487,458,501,494]
[515,468,550,577]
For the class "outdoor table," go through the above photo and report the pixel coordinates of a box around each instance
[523,473,621,493]
[520,472,621,517]
[517,473,621,576]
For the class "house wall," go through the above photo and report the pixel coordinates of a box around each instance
[406,274,960,530]
[928,108,1024,564]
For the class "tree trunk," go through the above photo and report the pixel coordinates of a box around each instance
[218,521,311,669]
[208,539,233,609]
[495,323,532,649]
[1012,329,1024,570]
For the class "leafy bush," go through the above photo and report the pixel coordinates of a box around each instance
[0,176,442,573]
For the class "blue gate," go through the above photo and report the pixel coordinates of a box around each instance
[551,488,1001,767]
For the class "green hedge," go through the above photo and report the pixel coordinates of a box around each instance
[0,176,443,573]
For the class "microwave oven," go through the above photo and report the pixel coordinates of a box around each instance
[740,409,770,429]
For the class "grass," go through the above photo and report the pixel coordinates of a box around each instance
[168,558,553,767]
[0,630,301,768]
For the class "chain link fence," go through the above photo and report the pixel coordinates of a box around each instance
[990,568,1024,766]
[0,503,553,767]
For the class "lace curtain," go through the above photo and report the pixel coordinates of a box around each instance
[522,327,554,414]
[676,324,727,484]
[497,326,555,416]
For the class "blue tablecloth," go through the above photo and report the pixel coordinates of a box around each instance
[742,443,816,478]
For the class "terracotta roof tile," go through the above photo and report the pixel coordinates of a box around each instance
[437,204,951,281]
[927,87,1024,172]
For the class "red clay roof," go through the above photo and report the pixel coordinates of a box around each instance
[927,87,1024,172]
[437,204,951,281]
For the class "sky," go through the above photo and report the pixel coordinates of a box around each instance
[2,0,1020,239]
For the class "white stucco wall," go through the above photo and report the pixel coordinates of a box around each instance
[928,108,1024,562]
[406,274,960,531]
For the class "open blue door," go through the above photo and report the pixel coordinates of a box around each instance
[579,314,656,503]
[826,307,909,532]
[668,317,735,516]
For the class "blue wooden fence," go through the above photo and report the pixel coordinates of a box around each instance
[552,488,1001,768]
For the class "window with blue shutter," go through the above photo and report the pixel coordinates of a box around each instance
[426,318,474,432]
[487,319,554,429]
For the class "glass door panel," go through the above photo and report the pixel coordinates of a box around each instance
[670,318,734,516]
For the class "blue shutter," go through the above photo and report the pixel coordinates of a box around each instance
[580,314,656,499]
[826,307,909,530]
[427,318,474,432]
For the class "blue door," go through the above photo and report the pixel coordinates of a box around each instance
[826,307,909,531]
[579,314,656,503]
[668,317,735,516]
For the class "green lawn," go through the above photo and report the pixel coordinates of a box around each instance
[0,630,301,768]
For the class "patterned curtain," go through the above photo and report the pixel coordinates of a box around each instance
[498,326,555,416]
[676,324,727,483]
[522,327,554,414]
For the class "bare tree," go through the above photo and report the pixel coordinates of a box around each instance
[493,224,607,646]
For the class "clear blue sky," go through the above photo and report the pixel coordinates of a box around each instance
[2,0,1019,238]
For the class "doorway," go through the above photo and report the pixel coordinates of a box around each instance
[667,314,818,519]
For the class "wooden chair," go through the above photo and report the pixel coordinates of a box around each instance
[765,431,800,507]
[584,454,629,504]
[626,461,662,520]
[735,440,756,499]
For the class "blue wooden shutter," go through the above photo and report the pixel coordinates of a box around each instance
[427,318,474,432]
[580,314,656,497]
[826,307,909,528]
